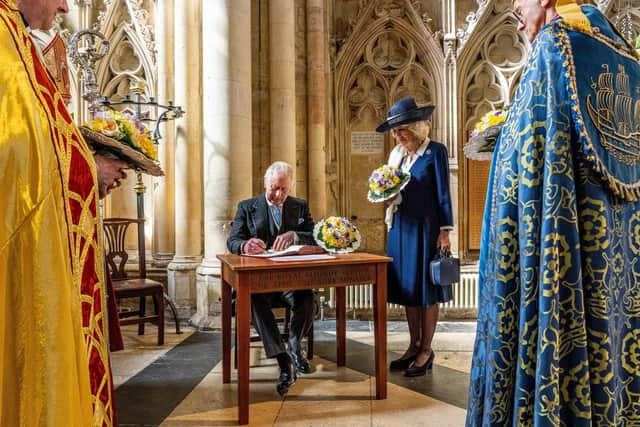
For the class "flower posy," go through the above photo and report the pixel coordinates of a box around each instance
[86,110,158,160]
[464,106,509,161]
[369,165,403,196]
[314,216,361,253]
[471,108,508,137]
[367,164,411,203]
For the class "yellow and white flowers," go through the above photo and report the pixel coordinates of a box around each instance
[86,109,158,160]
[367,164,411,203]
[464,107,509,161]
[471,108,507,137]
[313,216,361,254]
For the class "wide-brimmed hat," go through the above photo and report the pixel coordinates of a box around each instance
[80,127,164,177]
[376,97,434,133]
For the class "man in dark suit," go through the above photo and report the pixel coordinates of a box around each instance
[227,161,315,396]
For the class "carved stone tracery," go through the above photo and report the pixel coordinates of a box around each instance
[96,0,156,102]
[461,18,525,128]
[98,0,156,62]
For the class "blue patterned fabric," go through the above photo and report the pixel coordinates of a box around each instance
[467,6,640,426]
[387,141,454,307]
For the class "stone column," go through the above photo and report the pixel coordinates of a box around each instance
[193,0,252,328]
[306,0,326,219]
[269,0,296,168]
[443,0,459,254]
[442,0,458,161]
[152,0,176,267]
[167,0,203,319]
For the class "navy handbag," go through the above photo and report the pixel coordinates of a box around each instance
[429,249,460,286]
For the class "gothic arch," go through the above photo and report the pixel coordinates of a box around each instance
[334,0,444,217]
[97,0,156,100]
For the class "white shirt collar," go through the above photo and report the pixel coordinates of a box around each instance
[415,137,431,156]
[265,195,281,209]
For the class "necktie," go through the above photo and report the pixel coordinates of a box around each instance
[272,205,282,229]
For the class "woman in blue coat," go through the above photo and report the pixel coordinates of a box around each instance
[376,97,454,377]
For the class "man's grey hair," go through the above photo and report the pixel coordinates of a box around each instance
[264,161,294,186]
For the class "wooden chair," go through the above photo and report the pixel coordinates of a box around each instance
[103,218,165,345]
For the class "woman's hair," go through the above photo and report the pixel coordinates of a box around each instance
[391,120,431,141]
[264,161,294,186]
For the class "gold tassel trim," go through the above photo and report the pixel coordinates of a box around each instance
[556,0,592,34]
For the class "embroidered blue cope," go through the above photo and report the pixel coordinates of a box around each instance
[467,6,640,425]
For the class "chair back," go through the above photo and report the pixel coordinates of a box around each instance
[103,218,146,280]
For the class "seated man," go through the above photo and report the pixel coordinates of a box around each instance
[227,161,316,396]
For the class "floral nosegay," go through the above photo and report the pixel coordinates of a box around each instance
[463,107,508,161]
[313,216,361,254]
[367,164,411,203]
[88,110,158,160]
[80,109,164,177]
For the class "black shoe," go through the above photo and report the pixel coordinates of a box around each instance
[276,353,297,396]
[404,351,435,377]
[389,353,418,371]
[291,351,312,374]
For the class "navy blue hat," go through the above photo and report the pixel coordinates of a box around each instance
[375,97,435,133]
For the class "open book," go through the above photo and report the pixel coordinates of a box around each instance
[242,245,325,258]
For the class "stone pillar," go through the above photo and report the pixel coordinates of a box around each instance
[193,0,252,329]
[306,0,326,219]
[152,0,176,267]
[442,0,458,161]
[443,0,459,254]
[167,0,203,319]
[269,0,296,169]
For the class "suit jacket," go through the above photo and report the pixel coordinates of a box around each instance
[227,193,315,254]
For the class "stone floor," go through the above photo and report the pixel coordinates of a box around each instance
[111,320,476,426]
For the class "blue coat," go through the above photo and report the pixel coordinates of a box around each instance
[386,141,453,307]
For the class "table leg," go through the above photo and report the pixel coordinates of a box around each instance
[373,264,388,399]
[236,286,250,425]
[336,286,346,367]
[222,277,231,384]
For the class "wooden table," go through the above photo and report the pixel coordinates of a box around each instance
[217,253,392,425]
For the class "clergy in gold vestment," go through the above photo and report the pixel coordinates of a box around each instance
[0,0,115,425]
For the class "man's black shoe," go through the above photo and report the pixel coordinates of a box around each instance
[291,351,312,374]
[276,352,297,396]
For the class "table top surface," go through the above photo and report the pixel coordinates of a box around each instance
[217,252,392,271]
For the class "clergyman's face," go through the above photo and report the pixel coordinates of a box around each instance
[265,172,292,206]
[94,154,129,199]
[512,0,548,43]
[17,0,69,30]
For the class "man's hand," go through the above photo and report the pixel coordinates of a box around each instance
[272,231,296,251]
[243,238,266,254]
[437,230,451,252]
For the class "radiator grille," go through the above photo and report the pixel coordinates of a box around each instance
[326,272,479,311]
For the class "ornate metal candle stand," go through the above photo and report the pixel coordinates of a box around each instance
[68,29,184,333]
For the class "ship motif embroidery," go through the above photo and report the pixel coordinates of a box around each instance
[586,64,640,166]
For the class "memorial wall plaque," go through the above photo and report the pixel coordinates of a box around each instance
[351,132,384,155]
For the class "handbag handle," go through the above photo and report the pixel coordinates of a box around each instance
[437,248,452,259]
